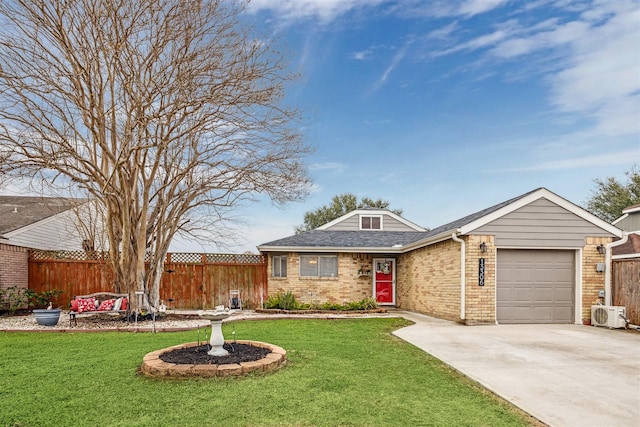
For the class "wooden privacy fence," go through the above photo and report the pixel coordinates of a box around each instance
[29,250,268,310]
[612,259,640,325]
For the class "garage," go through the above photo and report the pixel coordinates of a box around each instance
[497,249,575,324]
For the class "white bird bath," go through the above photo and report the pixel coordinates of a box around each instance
[198,306,232,356]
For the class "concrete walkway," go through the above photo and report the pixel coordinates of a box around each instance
[391,310,640,427]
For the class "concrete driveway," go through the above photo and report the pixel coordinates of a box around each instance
[392,311,640,427]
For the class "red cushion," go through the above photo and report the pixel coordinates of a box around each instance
[76,298,96,313]
[70,299,79,312]
[121,298,128,311]
[97,299,115,311]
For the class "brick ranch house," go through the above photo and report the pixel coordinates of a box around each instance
[258,188,622,325]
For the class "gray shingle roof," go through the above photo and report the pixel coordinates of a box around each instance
[260,230,431,249]
[0,196,83,235]
[259,188,543,250]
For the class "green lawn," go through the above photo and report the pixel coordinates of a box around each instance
[0,318,536,426]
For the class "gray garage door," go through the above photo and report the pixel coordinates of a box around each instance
[497,249,575,324]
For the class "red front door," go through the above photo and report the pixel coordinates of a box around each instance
[374,259,395,305]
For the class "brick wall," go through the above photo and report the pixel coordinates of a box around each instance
[0,243,29,291]
[582,236,612,323]
[266,252,374,303]
[396,239,462,321]
[265,234,613,322]
[464,235,496,325]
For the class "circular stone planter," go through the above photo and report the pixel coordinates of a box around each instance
[141,340,286,378]
[33,308,62,326]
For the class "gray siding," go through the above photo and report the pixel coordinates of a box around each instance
[5,205,105,251]
[325,214,417,232]
[472,198,613,248]
[615,214,640,232]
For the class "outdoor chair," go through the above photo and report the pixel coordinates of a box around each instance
[229,290,242,310]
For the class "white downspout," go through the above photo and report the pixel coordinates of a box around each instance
[605,233,630,306]
[451,232,465,321]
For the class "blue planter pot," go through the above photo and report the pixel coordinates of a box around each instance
[33,309,62,326]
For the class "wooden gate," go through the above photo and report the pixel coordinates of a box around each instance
[29,250,267,310]
[612,259,640,325]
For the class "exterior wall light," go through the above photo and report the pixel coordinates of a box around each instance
[479,242,487,253]
[596,244,605,255]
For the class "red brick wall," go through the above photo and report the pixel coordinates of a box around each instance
[0,243,29,291]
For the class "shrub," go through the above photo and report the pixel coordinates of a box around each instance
[263,295,378,312]
[264,291,299,310]
[0,286,29,314]
[0,287,64,313]
[24,289,64,309]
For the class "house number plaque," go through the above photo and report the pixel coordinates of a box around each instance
[478,258,485,286]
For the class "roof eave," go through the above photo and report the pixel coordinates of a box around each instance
[258,230,457,254]
[398,229,460,252]
[257,245,406,254]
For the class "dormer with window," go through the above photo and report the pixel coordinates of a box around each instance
[316,209,426,232]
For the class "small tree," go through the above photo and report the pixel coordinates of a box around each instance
[295,193,402,233]
[586,166,640,222]
[0,0,311,310]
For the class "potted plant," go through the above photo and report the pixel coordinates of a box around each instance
[27,289,64,326]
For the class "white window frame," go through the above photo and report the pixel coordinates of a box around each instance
[360,215,382,230]
[272,255,287,278]
[299,255,338,278]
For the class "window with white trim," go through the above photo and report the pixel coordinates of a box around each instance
[299,255,338,278]
[272,255,287,277]
[360,215,382,230]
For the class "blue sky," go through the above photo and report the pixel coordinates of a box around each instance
[3,0,638,253]
[204,0,639,253]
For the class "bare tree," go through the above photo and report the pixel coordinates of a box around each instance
[0,0,311,310]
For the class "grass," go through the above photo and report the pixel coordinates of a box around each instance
[0,318,537,426]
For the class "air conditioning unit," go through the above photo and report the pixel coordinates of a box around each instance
[591,306,627,328]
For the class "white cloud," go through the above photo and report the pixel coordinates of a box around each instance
[458,0,511,17]
[430,1,640,138]
[380,46,408,81]
[489,20,589,59]
[549,5,640,136]
[388,0,512,19]
[499,149,639,172]
[309,162,346,171]
[352,49,372,60]
[247,0,388,23]
[369,38,414,93]
[434,28,511,57]
[248,0,512,24]
[426,21,458,40]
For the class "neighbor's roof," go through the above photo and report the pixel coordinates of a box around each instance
[612,233,640,257]
[0,196,84,235]
[257,187,622,253]
[613,202,640,226]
